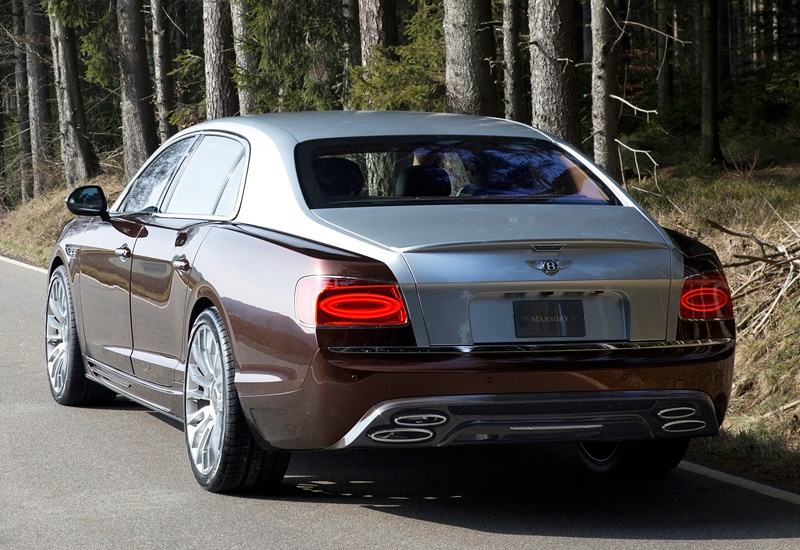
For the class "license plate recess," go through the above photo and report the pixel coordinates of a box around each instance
[513,300,586,338]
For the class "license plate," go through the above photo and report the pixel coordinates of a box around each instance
[513,300,586,338]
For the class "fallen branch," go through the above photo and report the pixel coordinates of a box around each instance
[764,399,800,417]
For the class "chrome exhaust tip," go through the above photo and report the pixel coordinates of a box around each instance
[368,428,435,443]
[657,406,697,420]
[392,413,448,427]
[662,419,707,433]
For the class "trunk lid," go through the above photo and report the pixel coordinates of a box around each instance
[313,204,674,345]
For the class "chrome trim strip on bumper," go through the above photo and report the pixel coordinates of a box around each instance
[328,390,720,450]
[327,338,732,355]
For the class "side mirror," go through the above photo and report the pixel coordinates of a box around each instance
[66,185,109,220]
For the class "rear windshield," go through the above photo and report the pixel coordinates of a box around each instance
[296,136,619,208]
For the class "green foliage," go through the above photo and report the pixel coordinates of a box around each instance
[348,0,445,112]
[79,7,116,87]
[169,50,206,127]
[242,0,354,112]
[46,0,90,27]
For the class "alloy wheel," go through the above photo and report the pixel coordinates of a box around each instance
[46,273,70,396]
[185,322,226,476]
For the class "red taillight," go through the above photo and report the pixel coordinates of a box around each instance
[296,277,408,326]
[680,272,733,319]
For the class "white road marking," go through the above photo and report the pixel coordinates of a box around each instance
[0,255,47,274]
[680,461,800,507]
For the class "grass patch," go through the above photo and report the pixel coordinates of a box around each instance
[0,175,124,268]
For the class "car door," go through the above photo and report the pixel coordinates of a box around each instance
[129,134,247,387]
[77,136,197,375]
[74,216,144,374]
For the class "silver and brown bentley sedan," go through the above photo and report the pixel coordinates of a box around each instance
[46,111,735,492]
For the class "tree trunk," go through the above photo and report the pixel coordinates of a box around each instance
[694,0,703,72]
[591,0,621,182]
[656,0,674,112]
[176,0,191,105]
[582,2,592,61]
[12,0,33,202]
[49,15,100,187]
[719,0,732,82]
[528,0,581,147]
[152,0,177,140]
[231,0,257,115]
[702,0,725,164]
[117,0,159,181]
[25,0,53,197]
[443,0,498,117]
[0,63,4,180]
[358,0,398,65]
[203,0,238,119]
[502,0,525,122]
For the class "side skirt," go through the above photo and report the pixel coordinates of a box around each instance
[84,357,184,422]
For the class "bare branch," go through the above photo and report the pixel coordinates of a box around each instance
[610,94,658,122]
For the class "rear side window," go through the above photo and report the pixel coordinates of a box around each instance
[296,137,618,209]
[163,135,246,216]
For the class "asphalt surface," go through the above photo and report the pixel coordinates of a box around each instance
[1,257,799,549]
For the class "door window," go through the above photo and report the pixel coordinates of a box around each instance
[118,137,196,214]
[163,135,246,216]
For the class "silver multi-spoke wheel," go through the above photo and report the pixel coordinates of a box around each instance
[45,266,116,406]
[184,308,290,493]
[185,321,226,476]
[46,271,71,396]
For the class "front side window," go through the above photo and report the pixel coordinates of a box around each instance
[118,137,196,214]
[163,135,246,217]
[296,137,618,209]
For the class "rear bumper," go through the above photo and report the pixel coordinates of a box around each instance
[237,338,734,451]
[327,390,719,449]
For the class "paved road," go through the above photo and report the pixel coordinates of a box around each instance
[1,258,799,549]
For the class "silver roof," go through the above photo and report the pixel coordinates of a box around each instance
[186,111,552,143]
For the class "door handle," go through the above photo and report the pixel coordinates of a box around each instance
[172,257,191,273]
[114,245,132,260]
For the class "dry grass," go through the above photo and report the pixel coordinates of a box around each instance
[0,175,125,268]
[630,163,800,491]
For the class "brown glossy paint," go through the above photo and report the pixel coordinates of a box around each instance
[241,344,734,450]
[188,225,399,396]
[73,217,146,374]
[58,217,735,450]
[129,217,210,387]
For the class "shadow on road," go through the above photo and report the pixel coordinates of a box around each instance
[269,444,800,541]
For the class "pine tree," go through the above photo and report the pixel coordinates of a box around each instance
[443,0,497,116]
[528,0,581,147]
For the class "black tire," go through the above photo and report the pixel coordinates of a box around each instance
[184,307,290,493]
[45,265,117,406]
[577,438,689,477]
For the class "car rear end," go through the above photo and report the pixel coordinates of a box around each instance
[236,118,735,459]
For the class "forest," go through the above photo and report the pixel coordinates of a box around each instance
[0,0,797,207]
[1,0,800,488]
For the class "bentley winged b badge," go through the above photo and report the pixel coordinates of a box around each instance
[525,259,573,276]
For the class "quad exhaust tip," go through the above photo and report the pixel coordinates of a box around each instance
[392,413,448,427]
[661,419,707,433]
[368,428,435,443]
[368,412,449,443]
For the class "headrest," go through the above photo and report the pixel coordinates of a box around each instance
[395,165,451,197]
[313,157,364,197]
